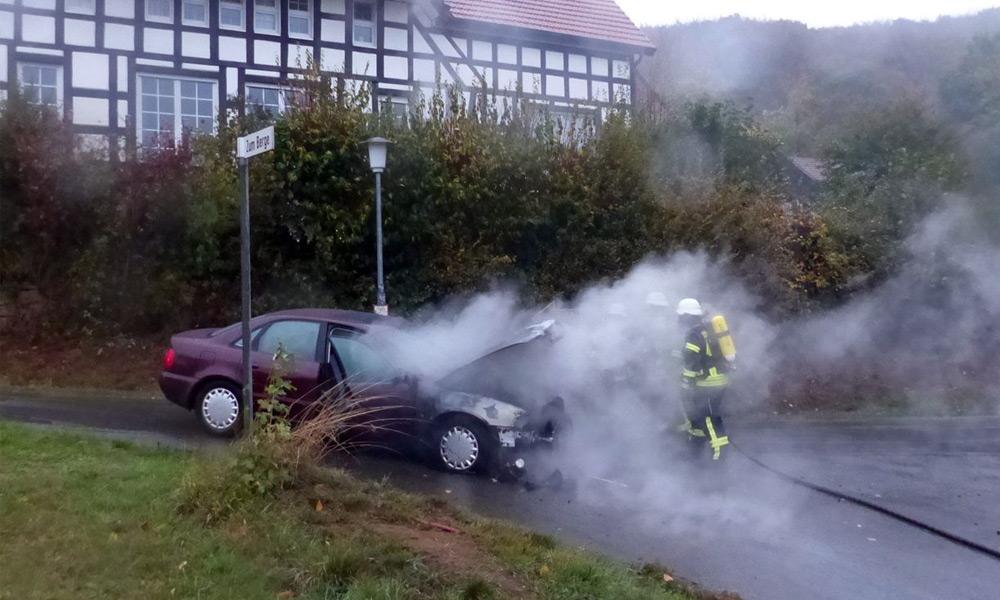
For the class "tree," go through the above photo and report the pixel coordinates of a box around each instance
[820,100,966,273]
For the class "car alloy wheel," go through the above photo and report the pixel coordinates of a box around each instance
[201,387,240,433]
[439,425,481,472]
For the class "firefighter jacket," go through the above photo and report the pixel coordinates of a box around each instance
[681,324,730,389]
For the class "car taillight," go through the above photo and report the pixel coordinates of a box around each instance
[163,348,177,370]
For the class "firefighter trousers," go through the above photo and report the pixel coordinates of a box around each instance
[680,388,729,460]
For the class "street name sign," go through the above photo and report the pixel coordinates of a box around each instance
[237,125,275,159]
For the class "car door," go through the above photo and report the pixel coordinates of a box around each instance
[250,319,325,413]
[327,327,420,446]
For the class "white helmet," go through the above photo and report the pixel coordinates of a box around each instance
[676,298,704,316]
[607,303,627,318]
[646,292,671,308]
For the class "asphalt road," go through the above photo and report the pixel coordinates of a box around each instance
[2,391,999,600]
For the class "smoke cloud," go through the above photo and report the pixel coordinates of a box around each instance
[369,198,999,532]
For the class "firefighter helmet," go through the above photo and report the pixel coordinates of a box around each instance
[676,298,704,316]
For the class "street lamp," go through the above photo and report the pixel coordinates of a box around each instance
[362,136,392,316]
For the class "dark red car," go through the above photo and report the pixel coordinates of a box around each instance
[159,308,565,474]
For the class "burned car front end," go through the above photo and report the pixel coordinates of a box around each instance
[429,320,568,477]
[434,390,566,475]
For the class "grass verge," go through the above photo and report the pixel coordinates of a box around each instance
[0,422,735,600]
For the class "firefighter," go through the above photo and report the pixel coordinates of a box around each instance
[676,297,731,461]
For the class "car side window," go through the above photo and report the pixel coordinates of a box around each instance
[329,332,398,382]
[256,320,321,363]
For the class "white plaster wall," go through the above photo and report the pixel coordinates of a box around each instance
[413,57,434,82]
[219,36,246,62]
[0,44,6,81]
[546,50,564,71]
[321,19,345,43]
[546,74,565,97]
[569,77,587,100]
[383,55,407,80]
[522,47,541,68]
[254,40,281,66]
[352,51,375,76]
[613,60,630,79]
[72,96,109,126]
[0,10,13,40]
[321,0,345,14]
[117,55,128,91]
[143,28,173,54]
[320,47,345,72]
[592,81,609,102]
[497,44,516,64]
[413,29,432,54]
[384,27,407,51]
[105,0,135,19]
[182,32,210,59]
[72,51,109,89]
[384,1,407,23]
[64,19,95,46]
[104,23,134,51]
[591,57,609,78]
[22,15,56,44]
[225,67,237,97]
[117,99,128,127]
[23,0,54,9]
[568,53,587,74]
[472,40,492,61]
[287,43,311,68]
[497,68,517,91]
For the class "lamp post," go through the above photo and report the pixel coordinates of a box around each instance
[362,137,392,316]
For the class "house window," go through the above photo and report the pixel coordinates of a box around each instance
[139,75,217,148]
[65,0,96,15]
[182,0,209,25]
[219,0,245,29]
[18,63,62,107]
[254,0,279,34]
[353,1,375,47]
[288,0,311,37]
[247,85,304,117]
[145,0,173,21]
[378,96,408,126]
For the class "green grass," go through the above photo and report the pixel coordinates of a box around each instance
[0,422,727,600]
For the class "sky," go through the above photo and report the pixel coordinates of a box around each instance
[615,0,1000,28]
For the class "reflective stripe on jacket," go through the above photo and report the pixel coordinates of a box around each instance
[681,325,730,388]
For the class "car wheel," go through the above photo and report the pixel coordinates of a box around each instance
[431,416,495,474]
[196,382,242,437]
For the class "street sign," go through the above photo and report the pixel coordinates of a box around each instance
[236,125,275,159]
[235,124,275,435]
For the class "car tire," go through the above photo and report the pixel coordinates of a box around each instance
[430,415,495,475]
[195,381,243,437]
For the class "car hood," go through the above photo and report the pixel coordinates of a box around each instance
[431,320,558,410]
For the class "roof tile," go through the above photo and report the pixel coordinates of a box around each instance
[442,0,653,49]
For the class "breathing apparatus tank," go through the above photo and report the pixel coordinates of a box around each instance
[711,315,737,363]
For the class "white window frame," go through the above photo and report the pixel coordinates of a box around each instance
[353,0,376,48]
[65,0,96,15]
[219,0,246,30]
[145,0,174,22]
[182,0,209,26]
[18,63,63,108]
[288,0,312,39]
[253,0,279,34]
[245,84,288,117]
[137,74,219,150]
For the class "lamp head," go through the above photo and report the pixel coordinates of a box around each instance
[362,137,392,173]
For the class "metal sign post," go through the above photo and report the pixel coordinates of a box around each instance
[236,125,275,435]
